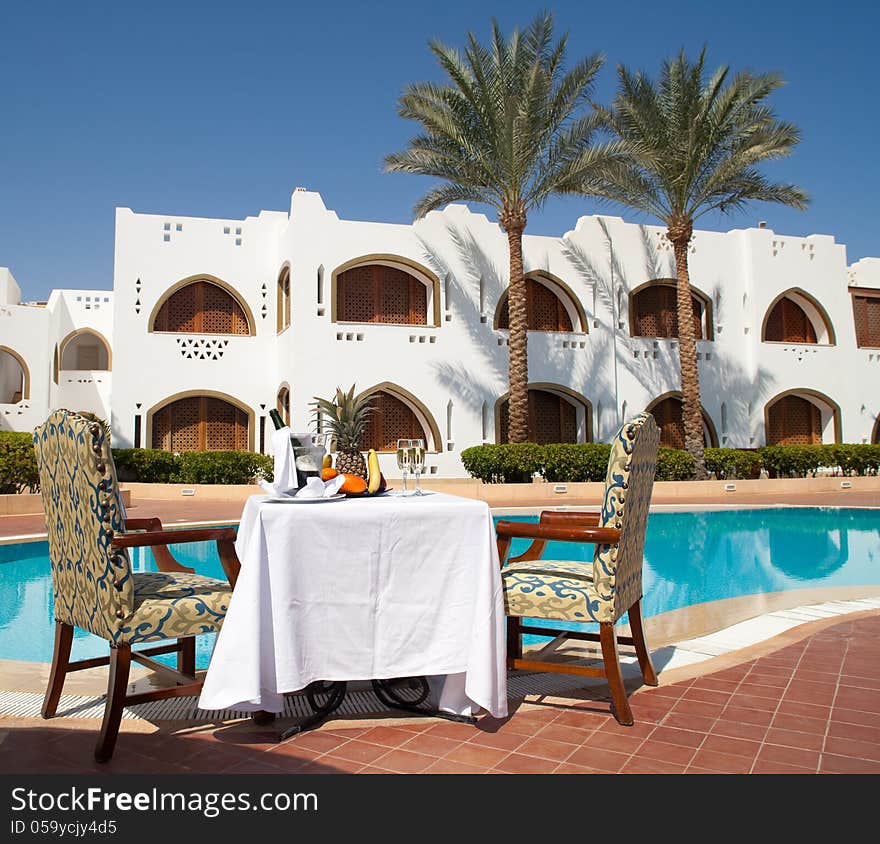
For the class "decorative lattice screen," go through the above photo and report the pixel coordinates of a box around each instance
[152,396,248,451]
[498,389,580,444]
[154,281,249,335]
[651,397,686,450]
[852,294,880,347]
[497,278,574,331]
[633,285,704,339]
[337,265,428,325]
[764,298,817,343]
[767,395,822,445]
[362,391,425,451]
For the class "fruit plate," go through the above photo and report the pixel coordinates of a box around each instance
[343,488,394,498]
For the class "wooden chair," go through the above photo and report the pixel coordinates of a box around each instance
[495,412,661,725]
[33,409,241,762]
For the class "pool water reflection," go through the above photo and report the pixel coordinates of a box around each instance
[1,507,878,669]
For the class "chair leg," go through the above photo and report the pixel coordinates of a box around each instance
[95,644,132,763]
[628,599,658,686]
[599,623,633,726]
[177,637,196,678]
[42,621,73,719]
[506,616,523,664]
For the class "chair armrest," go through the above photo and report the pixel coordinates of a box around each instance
[496,521,620,544]
[539,510,601,527]
[496,520,620,568]
[112,527,240,588]
[113,527,237,547]
[123,517,192,574]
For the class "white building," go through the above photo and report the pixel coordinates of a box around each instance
[2,188,879,477]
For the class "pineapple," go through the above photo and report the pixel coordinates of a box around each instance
[311,385,373,479]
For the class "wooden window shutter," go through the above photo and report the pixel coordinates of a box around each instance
[362,391,425,451]
[152,395,249,451]
[766,298,816,343]
[768,395,822,445]
[155,281,248,335]
[852,294,880,347]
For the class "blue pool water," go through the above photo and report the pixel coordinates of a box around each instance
[1,507,878,670]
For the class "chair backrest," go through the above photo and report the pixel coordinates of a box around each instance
[33,410,133,643]
[593,412,660,622]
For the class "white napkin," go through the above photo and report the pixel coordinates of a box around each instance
[294,474,346,498]
[258,427,300,497]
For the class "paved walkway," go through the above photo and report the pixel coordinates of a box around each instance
[2,486,878,774]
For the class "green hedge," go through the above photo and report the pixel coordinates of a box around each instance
[459,441,880,482]
[112,448,273,485]
[704,448,763,480]
[0,432,40,494]
[459,443,545,483]
[542,444,611,482]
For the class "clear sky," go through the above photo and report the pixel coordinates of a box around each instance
[1,0,877,301]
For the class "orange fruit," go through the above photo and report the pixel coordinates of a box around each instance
[321,467,339,481]
[339,474,367,495]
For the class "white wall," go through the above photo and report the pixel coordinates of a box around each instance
[3,189,879,467]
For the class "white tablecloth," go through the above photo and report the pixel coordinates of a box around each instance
[198,491,508,718]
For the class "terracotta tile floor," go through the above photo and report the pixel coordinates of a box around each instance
[3,611,879,774]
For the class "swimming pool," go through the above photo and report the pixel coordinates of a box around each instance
[1,507,878,670]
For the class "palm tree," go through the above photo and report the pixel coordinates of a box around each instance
[385,12,618,443]
[594,49,808,477]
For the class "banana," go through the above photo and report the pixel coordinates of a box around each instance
[322,453,332,469]
[366,448,381,494]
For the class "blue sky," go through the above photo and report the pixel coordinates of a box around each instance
[1,0,877,301]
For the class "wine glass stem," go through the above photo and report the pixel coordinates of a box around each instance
[414,470,422,495]
[402,470,408,495]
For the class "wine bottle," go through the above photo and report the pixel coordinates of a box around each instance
[268,409,285,430]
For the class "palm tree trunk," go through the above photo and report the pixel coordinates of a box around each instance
[669,226,707,479]
[503,215,529,443]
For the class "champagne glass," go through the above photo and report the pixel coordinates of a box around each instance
[409,439,426,496]
[396,439,412,495]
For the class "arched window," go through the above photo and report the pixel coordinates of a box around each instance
[360,389,435,451]
[336,263,429,325]
[59,330,111,371]
[630,281,712,340]
[765,393,836,445]
[151,394,250,451]
[0,346,28,403]
[497,387,590,444]
[852,289,880,348]
[277,384,290,427]
[762,290,834,344]
[647,395,717,449]
[496,276,577,332]
[152,279,251,335]
[277,266,291,333]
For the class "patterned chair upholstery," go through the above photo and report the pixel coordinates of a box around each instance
[496,413,661,726]
[33,409,240,762]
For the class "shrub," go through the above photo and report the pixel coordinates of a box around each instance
[758,444,827,478]
[173,451,273,485]
[460,443,545,483]
[112,448,179,483]
[704,448,762,480]
[542,443,611,482]
[654,448,695,481]
[829,443,880,476]
[0,431,40,494]
[111,448,273,484]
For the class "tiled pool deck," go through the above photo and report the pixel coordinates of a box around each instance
[1,487,879,775]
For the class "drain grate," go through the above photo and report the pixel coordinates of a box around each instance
[0,683,444,723]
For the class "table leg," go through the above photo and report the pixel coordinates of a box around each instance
[278,681,348,741]
[372,678,478,726]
